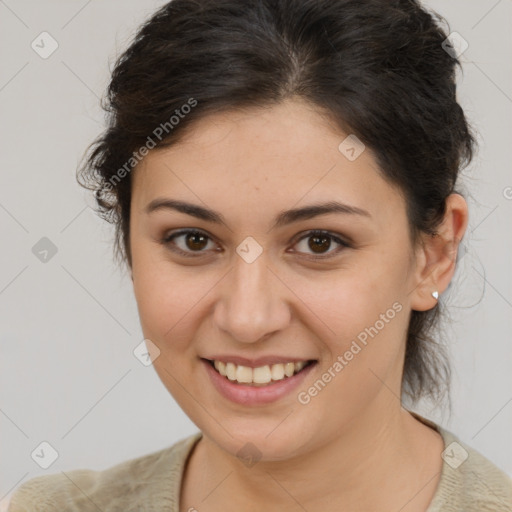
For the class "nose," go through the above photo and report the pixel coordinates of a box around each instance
[213,250,291,344]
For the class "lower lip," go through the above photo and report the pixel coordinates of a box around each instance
[202,359,317,406]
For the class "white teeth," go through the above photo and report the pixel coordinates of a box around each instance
[253,365,272,384]
[235,365,253,383]
[217,361,227,377]
[295,361,307,372]
[211,360,311,385]
[284,362,295,377]
[226,362,237,381]
[270,363,285,380]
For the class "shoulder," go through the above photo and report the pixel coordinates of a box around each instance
[7,433,201,512]
[428,425,512,512]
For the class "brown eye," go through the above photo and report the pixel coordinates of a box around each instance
[291,230,350,259]
[184,232,208,251]
[162,229,217,257]
[308,233,332,253]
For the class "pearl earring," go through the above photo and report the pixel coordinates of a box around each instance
[432,290,439,300]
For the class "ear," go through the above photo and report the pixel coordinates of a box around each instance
[409,193,468,312]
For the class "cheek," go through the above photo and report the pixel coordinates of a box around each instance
[298,264,404,340]
[132,256,214,354]
[292,276,407,429]
[132,262,208,402]
[293,266,408,388]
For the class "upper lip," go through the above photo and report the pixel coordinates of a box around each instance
[202,355,316,367]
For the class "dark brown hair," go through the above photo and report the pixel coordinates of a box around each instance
[77,0,475,404]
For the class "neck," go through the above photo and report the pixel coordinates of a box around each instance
[181,397,443,512]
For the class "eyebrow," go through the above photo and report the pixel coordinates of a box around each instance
[145,198,371,229]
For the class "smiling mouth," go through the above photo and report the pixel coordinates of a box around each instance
[204,358,317,386]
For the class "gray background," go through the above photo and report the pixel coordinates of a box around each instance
[1,0,511,506]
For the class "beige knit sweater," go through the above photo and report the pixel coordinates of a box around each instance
[7,414,512,511]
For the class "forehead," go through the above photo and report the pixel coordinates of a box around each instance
[131,99,406,229]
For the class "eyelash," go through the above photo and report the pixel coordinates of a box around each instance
[161,229,351,260]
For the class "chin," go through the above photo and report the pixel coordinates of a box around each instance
[201,414,319,463]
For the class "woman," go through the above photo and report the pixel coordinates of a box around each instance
[8,0,512,510]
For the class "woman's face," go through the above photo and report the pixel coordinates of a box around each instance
[130,99,429,460]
